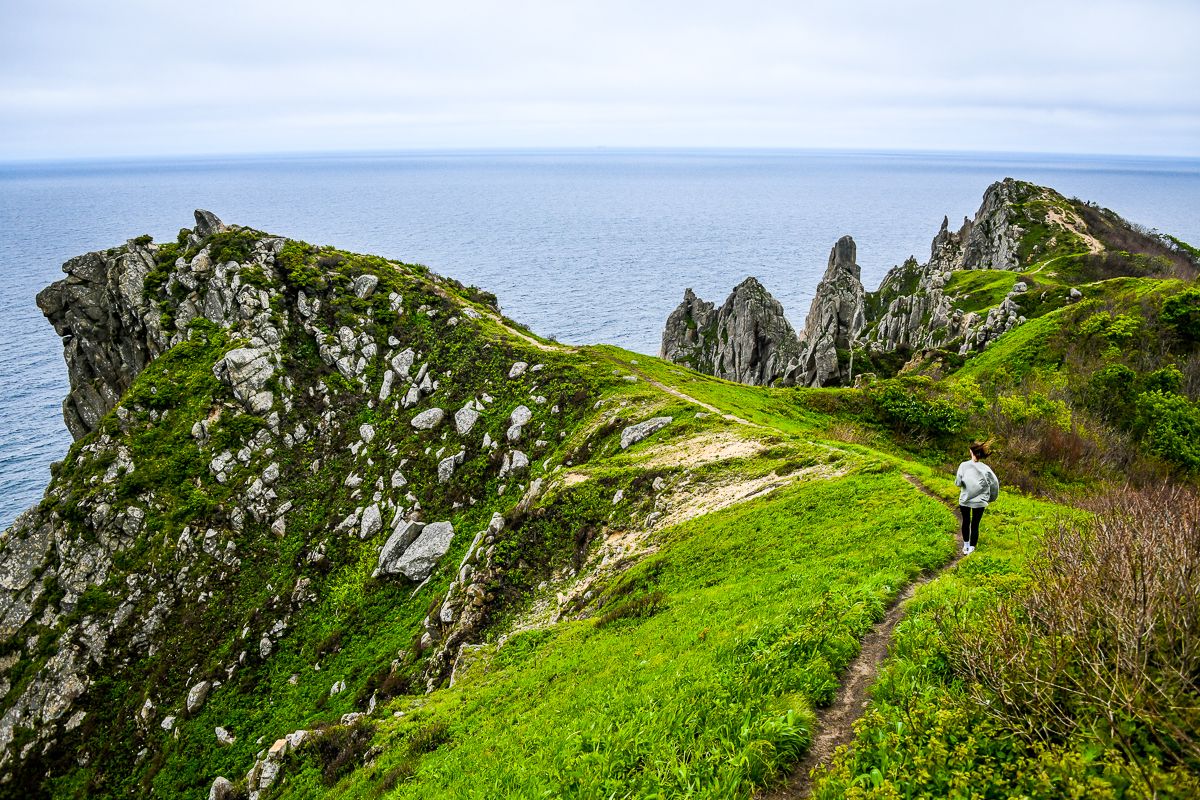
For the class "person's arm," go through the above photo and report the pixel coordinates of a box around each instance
[954,464,964,487]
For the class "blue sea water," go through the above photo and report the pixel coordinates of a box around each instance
[2,148,1199,529]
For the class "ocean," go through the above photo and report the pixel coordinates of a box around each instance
[2,148,1199,529]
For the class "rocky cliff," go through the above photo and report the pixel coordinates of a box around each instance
[661,178,1198,385]
[659,277,801,386]
[795,236,866,387]
[3,212,692,797]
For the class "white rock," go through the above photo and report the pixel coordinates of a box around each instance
[359,423,375,443]
[388,522,455,581]
[186,680,211,713]
[510,405,533,426]
[216,727,237,746]
[352,274,380,298]
[508,362,528,379]
[411,408,445,430]
[209,776,235,800]
[620,417,673,449]
[391,348,415,378]
[379,370,395,401]
[454,404,480,435]
[438,451,465,483]
[360,504,383,539]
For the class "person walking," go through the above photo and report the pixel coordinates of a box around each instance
[955,442,999,555]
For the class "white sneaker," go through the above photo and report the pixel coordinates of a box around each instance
[965,545,975,555]
[962,542,970,555]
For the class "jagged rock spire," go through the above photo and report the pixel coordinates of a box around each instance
[660,277,801,386]
[796,235,867,387]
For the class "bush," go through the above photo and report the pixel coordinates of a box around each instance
[869,380,968,437]
[1132,390,1200,470]
[1161,289,1200,342]
[1080,363,1137,423]
[306,720,377,785]
[956,486,1200,774]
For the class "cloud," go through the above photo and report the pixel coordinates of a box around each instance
[1,0,1197,158]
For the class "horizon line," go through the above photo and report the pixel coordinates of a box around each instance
[3,144,1200,169]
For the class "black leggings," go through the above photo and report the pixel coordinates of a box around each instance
[959,506,985,547]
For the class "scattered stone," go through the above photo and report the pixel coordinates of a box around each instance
[499,450,529,478]
[620,417,673,449]
[359,423,375,443]
[215,726,236,746]
[387,521,455,581]
[376,520,425,575]
[352,274,380,299]
[360,504,383,539]
[438,451,465,483]
[454,404,480,435]
[186,680,211,713]
[508,362,528,379]
[411,408,445,430]
[208,776,235,800]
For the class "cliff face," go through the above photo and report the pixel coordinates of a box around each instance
[659,277,801,386]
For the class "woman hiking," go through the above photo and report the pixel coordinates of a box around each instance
[955,441,999,555]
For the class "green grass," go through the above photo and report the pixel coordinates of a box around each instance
[269,467,955,799]
[809,466,1200,799]
[944,269,1019,314]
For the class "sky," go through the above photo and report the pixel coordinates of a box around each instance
[1,0,1197,160]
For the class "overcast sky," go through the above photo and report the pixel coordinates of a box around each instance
[1,0,1197,160]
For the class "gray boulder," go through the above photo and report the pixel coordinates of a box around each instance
[388,522,455,581]
[411,408,445,430]
[208,776,235,800]
[376,520,425,575]
[620,417,673,449]
[193,209,227,239]
[352,274,380,299]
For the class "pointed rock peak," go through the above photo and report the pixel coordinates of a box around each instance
[194,209,227,239]
[683,287,698,301]
[825,235,859,280]
[940,215,950,233]
[732,276,767,294]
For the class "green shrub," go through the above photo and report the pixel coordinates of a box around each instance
[1161,289,1200,342]
[207,229,259,265]
[1132,390,1200,470]
[870,380,968,437]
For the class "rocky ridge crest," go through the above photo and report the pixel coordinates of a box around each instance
[661,178,1196,385]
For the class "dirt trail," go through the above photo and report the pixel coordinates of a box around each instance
[760,474,959,800]
[602,356,763,428]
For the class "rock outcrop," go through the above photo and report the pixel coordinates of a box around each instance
[660,179,1052,386]
[35,238,170,439]
[795,236,867,387]
[659,277,801,386]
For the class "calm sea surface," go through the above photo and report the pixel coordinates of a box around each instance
[2,149,1199,528]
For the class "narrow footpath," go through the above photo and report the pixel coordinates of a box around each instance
[761,474,960,800]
